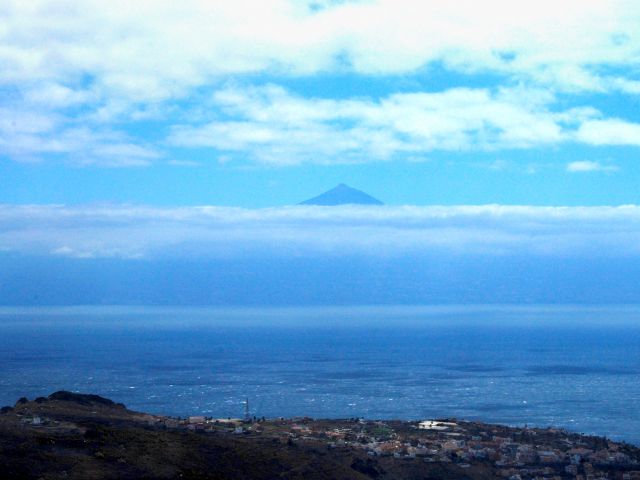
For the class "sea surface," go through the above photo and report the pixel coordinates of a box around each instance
[1,305,639,444]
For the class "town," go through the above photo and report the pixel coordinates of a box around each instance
[146,412,640,480]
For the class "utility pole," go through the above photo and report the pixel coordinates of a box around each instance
[244,398,250,422]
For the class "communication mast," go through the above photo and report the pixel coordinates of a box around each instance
[244,397,250,422]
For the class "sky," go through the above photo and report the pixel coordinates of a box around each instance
[2,0,640,304]
[1,0,640,206]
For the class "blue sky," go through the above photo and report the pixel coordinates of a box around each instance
[1,0,640,207]
[2,1,640,304]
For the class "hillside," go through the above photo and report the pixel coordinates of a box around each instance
[1,392,639,479]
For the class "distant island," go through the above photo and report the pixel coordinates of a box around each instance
[1,392,639,479]
[300,183,384,206]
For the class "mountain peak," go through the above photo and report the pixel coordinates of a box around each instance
[300,184,384,206]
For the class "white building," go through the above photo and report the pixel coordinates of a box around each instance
[418,420,456,431]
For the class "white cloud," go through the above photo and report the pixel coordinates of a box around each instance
[2,203,640,259]
[170,84,576,165]
[566,160,619,173]
[576,119,640,146]
[0,107,60,134]
[1,0,639,99]
[22,82,97,108]
[0,114,161,166]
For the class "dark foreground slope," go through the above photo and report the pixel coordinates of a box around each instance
[1,392,639,480]
[1,392,375,480]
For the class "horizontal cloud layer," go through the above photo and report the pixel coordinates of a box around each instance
[2,203,640,259]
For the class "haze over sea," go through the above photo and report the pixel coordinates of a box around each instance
[1,305,639,445]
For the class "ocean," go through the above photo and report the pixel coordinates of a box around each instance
[1,305,639,444]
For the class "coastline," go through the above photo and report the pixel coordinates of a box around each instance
[2,391,639,479]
